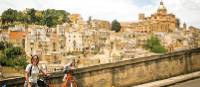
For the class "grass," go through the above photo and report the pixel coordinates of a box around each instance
[1,66,24,78]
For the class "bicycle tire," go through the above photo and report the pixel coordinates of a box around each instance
[65,81,78,87]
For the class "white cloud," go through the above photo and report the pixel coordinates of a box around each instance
[0,0,199,28]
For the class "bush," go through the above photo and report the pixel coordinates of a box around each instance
[111,20,121,32]
[0,41,28,68]
[144,35,166,53]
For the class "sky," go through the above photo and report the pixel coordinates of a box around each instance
[0,0,200,28]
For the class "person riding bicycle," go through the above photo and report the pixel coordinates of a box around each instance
[62,60,78,87]
[24,55,49,87]
[62,61,75,82]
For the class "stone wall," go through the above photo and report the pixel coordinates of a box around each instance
[1,48,200,87]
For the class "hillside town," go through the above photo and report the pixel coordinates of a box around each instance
[0,0,200,75]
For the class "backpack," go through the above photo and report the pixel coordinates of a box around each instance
[29,65,33,76]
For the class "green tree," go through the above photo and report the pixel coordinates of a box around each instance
[0,41,5,50]
[4,47,22,59]
[111,20,121,32]
[35,11,44,25]
[42,9,69,27]
[1,8,71,28]
[1,8,18,24]
[144,35,166,53]
[1,8,18,28]
[26,8,37,24]
[44,16,54,27]
[16,11,28,24]
[0,41,28,68]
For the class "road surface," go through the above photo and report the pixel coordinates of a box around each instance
[169,78,200,87]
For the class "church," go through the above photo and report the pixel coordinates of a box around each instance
[121,0,180,33]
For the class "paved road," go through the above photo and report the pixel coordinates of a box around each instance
[169,78,200,87]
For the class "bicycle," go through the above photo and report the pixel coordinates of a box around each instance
[63,70,78,87]
[37,75,50,87]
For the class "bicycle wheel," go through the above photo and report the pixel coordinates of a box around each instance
[65,81,78,87]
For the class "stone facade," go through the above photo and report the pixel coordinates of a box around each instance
[65,30,83,52]
[89,19,111,30]
[0,30,9,42]
[121,0,179,33]
[68,14,85,31]
[9,31,26,48]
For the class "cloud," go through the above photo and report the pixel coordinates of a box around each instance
[0,0,199,28]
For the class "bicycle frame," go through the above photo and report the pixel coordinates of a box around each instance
[63,72,78,87]
[38,76,49,87]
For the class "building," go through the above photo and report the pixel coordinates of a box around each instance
[0,30,9,42]
[121,0,180,33]
[136,0,179,32]
[68,14,85,31]
[89,19,111,30]
[9,31,26,47]
[65,28,83,52]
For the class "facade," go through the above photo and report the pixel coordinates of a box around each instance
[8,25,26,32]
[121,0,179,33]
[0,31,9,42]
[9,31,26,47]
[65,30,83,52]
[68,14,85,31]
[89,19,111,30]
[25,26,48,56]
[136,1,179,33]
[82,29,98,53]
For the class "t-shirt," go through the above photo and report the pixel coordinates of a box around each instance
[25,64,40,83]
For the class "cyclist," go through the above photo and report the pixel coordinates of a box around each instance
[62,61,77,87]
[62,61,75,81]
[24,55,49,87]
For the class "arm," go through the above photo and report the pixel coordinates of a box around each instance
[38,66,49,76]
[40,69,48,76]
[25,71,31,87]
[25,64,31,87]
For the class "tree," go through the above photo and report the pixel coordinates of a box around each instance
[42,9,69,27]
[26,8,37,24]
[44,16,54,27]
[1,8,18,24]
[144,35,166,53]
[1,8,71,28]
[111,20,121,32]
[4,47,22,59]
[0,41,5,50]
[0,41,28,68]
